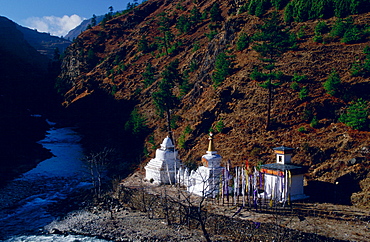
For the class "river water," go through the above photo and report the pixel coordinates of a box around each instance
[0,123,111,241]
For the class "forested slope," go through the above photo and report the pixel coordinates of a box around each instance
[58,0,370,207]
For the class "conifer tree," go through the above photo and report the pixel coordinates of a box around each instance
[142,63,157,88]
[210,3,223,22]
[158,12,174,55]
[212,52,233,88]
[339,98,369,130]
[152,60,188,138]
[252,12,296,129]
[323,70,342,96]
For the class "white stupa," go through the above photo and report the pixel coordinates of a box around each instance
[186,133,223,197]
[144,136,181,184]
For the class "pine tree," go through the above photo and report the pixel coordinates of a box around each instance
[91,14,97,26]
[339,98,369,130]
[158,12,174,55]
[236,33,250,51]
[252,12,296,130]
[142,63,157,88]
[212,52,233,88]
[176,15,191,34]
[210,3,223,22]
[323,69,342,96]
[190,6,201,24]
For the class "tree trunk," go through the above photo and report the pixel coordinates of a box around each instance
[266,83,272,130]
[166,109,173,141]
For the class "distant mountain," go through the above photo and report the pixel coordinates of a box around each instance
[0,16,49,73]
[65,15,105,40]
[16,24,71,59]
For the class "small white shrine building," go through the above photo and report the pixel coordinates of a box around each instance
[180,133,223,197]
[260,146,308,202]
[144,136,181,185]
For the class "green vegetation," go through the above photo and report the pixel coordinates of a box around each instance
[251,12,297,129]
[236,33,250,51]
[284,0,370,22]
[214,119,225,133]
[190,6,201,24]
[290,81,300,91]
[298,126,306,132]
[210,3,223,22]
[152,59,190,132]
[124,108,148,135]
[212,52,234,88]
[157,12,175,55]
[291,73,307,83]
[299,86,309,100]
[248,0,271,17]
[339,98,369,130]
[176,15,191,34]
[142,63,157,88]
[178,125,192,149]
[310,116,319,128]
[252,12,297,57]
[323,70,342,96]
[351,46,370,77]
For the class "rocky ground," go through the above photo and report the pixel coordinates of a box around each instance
[44,171,370,242]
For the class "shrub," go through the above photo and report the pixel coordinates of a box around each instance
[190,7,201,24]
[297,25,307,39]
[298,126,306,132]
[339,98,369,130]
[341,25,362,44]
[192,42,200,52]
[290,82,300,91]
[350,60,363,77]
[330,17,354,38]
[250,68,267,81]
[292,73,308,82]
[299,86,309,100]
[284,2,294,23]
[323,70,342,96]
[236,33,250,51]
[313,34,323,43]
[205,30,217,40]
[315,21,329,35]
[271,0,289,10]
[310,116,319,128]
[210,3,223,22]
[176,15,192,34]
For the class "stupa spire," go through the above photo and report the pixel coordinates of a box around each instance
[207,132,215,152]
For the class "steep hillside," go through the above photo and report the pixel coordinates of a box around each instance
[58,0,370,207]
[0,17,59,185]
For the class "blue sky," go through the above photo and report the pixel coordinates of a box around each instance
[0,0,133,37]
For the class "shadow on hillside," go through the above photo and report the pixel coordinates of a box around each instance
[305,176,362,205]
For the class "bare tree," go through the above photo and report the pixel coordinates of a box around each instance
[83,147,115,199]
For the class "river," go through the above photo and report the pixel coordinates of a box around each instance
[0,122,111,241]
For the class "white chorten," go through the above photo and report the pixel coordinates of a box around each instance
[186,133,223,197]
[260,146,308,202]
[145,136,180,184]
